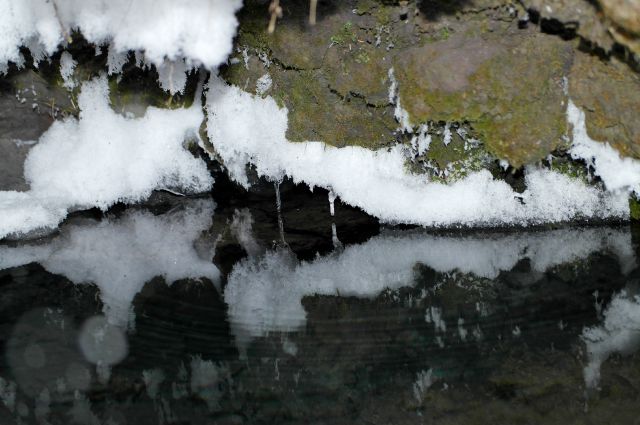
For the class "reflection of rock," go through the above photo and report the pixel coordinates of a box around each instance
[225,225,635,350]
[0,199,220,327]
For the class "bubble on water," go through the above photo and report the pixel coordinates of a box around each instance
[78,316,128,367]
[7,308,85,397]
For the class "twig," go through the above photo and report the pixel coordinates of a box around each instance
[309,0,318,25]
[50,0,72,43]
[268,0,282,34]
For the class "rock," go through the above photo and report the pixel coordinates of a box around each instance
[395,29,573,166]
[599,0,640,36]
[0,69,74,191]
[599,0,640,55]
[570,52,640,158]
[223,1,399,149]
[524,0,612,44]
[221,0,639,171]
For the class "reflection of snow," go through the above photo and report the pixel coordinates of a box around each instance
[225,226,635,352]
[582,289,640,389]
[0,199,219,327]
[413,369,434,404]
[190,356,231,411]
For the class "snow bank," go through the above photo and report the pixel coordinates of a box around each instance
[1,0,243,88]
[0,199,219,328]
[225,224,634,349]
[0,76,212,240]
[582,289,640,389]
[206,78,628,227]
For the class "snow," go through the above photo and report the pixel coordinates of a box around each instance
[410,124,431,156]
[388,68,412,132]
[582,289,640,389]
[0,199,219,328]
[255,73,273,96]
[568,100,640,194]
[1,0,243,90]
[413,369,434,403]
[106,43,129,75]
[205,77,629,227]
[0,76,212,240]
[59,51,77,89]
[224,223,633,348]
[157,59,189,95]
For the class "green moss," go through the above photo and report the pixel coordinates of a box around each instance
[630,197,640,220]
[548,158,589,183]
[107,69,196,114]
[374,5,392,26]
[354,0,377,16]
[428,27,451,42]
[273,69,396,149]
[354,51,371,64]
[396,34,571,167]
[406,124,495,183]
[330,21,357,45]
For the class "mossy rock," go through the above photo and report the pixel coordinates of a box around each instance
[570,52,640,159]
[394,30,573,167]
[277,69,397,148]
[630,197,640,220]
[223,0,400,149]
[323,39,394,107]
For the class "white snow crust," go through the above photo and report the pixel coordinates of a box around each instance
[0,76,213,240]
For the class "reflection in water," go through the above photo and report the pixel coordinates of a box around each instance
[582,287,640,389]
[226,226,635,351]
[0,197,639,424]
[0,199,219,328]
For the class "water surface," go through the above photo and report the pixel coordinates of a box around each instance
[1,181,639,424]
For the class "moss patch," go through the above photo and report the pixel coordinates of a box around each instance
[395,31,573,167]
[630,196,640,220]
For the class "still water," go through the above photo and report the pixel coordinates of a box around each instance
[1,179,639,424]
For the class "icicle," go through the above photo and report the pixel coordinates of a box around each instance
[328,189,337,217]
[331,223,343,250]
[274,181,286,245]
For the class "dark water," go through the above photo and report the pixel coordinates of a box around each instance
[1,179,640,424]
